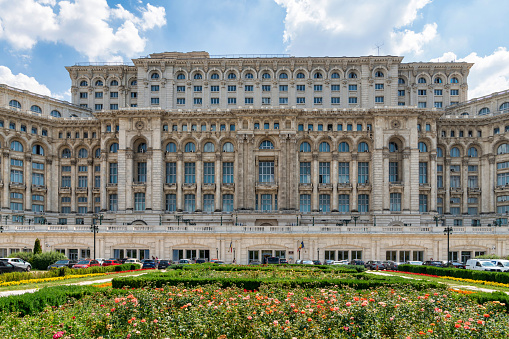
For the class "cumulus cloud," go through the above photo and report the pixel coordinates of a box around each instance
[0,0,166,61]
[431,48,509,99]
[0,66,52,96]
[274,0,435,56]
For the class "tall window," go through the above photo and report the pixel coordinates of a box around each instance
[390,193,402,211]
[78,176,87,188]
[338,194,350,213]
[300,142,311,152]
[109,163,118,184]
[450,176,461,188]
[223,162,234,183]
[166,162,176,184]
[358,194,369,213]
[165,194,176,212]
[222,194,233,212]
[259,161,274,183]
[109,194,118,211]
[184,163,196,183]
[261,194,272,211]
[61,176,70,187]
[338,162,349,183]
[203,162,215,183]
[319,142,330,152]
[300,162,311,183]
[319,194,330,212]
[419,194,428,212]
[137,162,147,182]
[389,162,399,182]
[184,194,195,212]
[134,193,145,211]
[203,194,214,212]
[319,162,330,183]
[358,162,369,184]
[300,194,311,212]
[32,173,44,186]
[419,162,428,184]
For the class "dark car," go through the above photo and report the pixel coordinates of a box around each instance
[157,260,171,269]
[349,260,365,266]
[313,260,322,265]
[266,257,280,264]
[0,261,25,274]
[142,260,158,269]
[195,259,207,264]
[449,262,465,269]
[370,261,386,270]
[72,260,101,269]
[248,260,262,265]
[279,259,289,264]
[386,261,405,270]
[47,259,77,270]
[423,261,446,268]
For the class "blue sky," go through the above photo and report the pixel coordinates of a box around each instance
[0,0,508,100]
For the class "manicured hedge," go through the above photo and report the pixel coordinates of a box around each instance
[468,291,509,311]
[398,264,509,284]
[168,264,363,273]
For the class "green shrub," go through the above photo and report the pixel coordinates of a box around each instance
[398,264,509,283]
[33,238,42,255]
[8,251,34,263]
[31,251,67,270]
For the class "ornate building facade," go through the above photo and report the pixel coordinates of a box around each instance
[1,52,509,264]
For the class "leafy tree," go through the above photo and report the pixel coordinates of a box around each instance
[32,251,67,270]
[8,251,34,263]
[33,238,42,255]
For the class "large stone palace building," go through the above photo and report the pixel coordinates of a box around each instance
[1,51,509,264]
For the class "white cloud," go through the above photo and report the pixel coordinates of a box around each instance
[0,66,52,96]
[431,48,509,99]
[274,0,435,56]
[0,0,166,61]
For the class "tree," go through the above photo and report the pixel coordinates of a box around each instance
[33,238,42,255]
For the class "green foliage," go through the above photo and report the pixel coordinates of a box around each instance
[398,264,509,284]
[7,251,34,263]
[475,254,501,259]
[31,251,66,270]
[33,238,42,255]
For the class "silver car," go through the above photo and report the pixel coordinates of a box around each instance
[0,258,32,272]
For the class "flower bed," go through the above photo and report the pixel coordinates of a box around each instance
[386,270,509,289]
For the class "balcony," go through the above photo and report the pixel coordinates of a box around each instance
[389,181,403,188]
[298,183,313,191]
[202,183,216,191]
[357,182,371,190]
[256,182,278,190]
[221,182,235,191]
[419,183,431,190]
[31,184,47,192]
[164,182,177,191]
[468,187,481,194]
[59,186,71,194]
[318,183,333,190]
[75,187,88,194]
[9,182,26,190]
[337,182,352,189]
[106,183,118,188]
[450,187,463,194]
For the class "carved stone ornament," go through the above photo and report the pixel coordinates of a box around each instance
[391,120,401,129]
[135,121,145,130]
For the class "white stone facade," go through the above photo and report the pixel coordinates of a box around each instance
[0,52,508,264]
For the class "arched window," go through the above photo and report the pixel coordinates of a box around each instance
[461,112,469,116]
[245,72,254,79]
[374,71,384,78]
[130,80,137,86]
[61,148,71,158]
[479,107,490,115]
[204,142,215,152]
[9,100,21,109]
[78,148,88,158]
[110,80,118,86]
[389,142,399,153]
[398,78,405,84]
[259,140,274,149]
[30,105,42,114]
[222,142,234,152]
[137,143,147,153]
[348,72,357,79]
[299,142,311,152]
[10,141,23,152]
[450,77,459,83]
[358,142,369,152]
[80,80,88,87]
[95,80,103,86]
[32,144,44,155]
[227,72,236,79]
[109,143,119,153]
[450,147,460,157]
[262,72,271,79]
[500,102,509,111]
[184,142,196,152]
[50,110,61,118]
[319,142,330,152]
[151,73,160,79]
[331,72,340,79]
[279,72,288,79]
[166,142,176,153]
[418,142,428,152]
[498,144,509,155]
[418,77,427,84]
[210,73,220,80]
[437,147,443,158]
[314,72,323,79]
[296,72,305,79]
[176,73,185,80]
[434,77,442,84]
[468,147,478,157]
[95,148,101,158]
[338,142,350,152]
[193,73,202,80]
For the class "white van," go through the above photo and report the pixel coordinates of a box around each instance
[465,259,502,272]
[490,259,509,272]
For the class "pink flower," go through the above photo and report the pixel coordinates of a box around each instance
[53,332,65,339]
[346,302,352,307]
[247,316,252,320]
[153,319,158,323]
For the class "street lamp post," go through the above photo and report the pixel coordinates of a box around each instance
[317,248,320,261]
[444,226,453,265]
[90,223,99,260]
[352,216,359,227]
[493,219,500,227]
[0,225,3,233]
[433,215,441,227]
[216,247,219,260]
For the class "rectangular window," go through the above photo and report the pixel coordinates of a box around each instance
[10,192,23,199]
[262,85,271,92]
[211,86,219,92]
[418,102,426,108]
[95,92,103,98]
[203,194,215,213]
[314,97,323,104]
[375,96,384,103]
[450,175,461,188]
[60,176,70,187]
[194,86,202,92]
[358,162,369,184]
[338,162,349,183]
[203,162,215,184]
[80,92,88,98]
[166,162,176,184]
[78,176,87,188]
[222,162,234,183]
[279,97,288,104]
[299,162,311,184]
[314,85,322,91]
[296,97,305,104]
[434,89,443,95]
[468,207,478,215]
[419,194,428,212]
[434,102,443,108]
[222,194,234,212]
[300,194,311,212]
[319,162,330,184]
[130,92,137,98]
[348,97,357,104]
[94,175,100,188]
[210,97,219,105]
[418,89,427,96]
[227,85,236,92]
[245,85,253,92]
[358,194,369,213]
[331,85,340,91]
[331,97,340,104]
[109,104,118,110]
[450,89,459,96]
[296,85,305,91]
[165,194,176,212]
[262,98,270,104]
[108,194,118,211]
[193,98,202,105]
[176,86,184,92]
[375,83,384,90]
[245,97,253,104]
[419,162,428,184]
[227,97,236,104]
[437,175,443,188]
[348,85,357,91]
[137,162,147,182]
[319,194,330,212]
[259,161,274,183]
[151,98,159,105]
[389,162,399,182]
[11,159,23,167]
[279,85,288,92]
[450,207,460,215]
[176,98,185,105]
[338,194,350,213]
[398,90,405,96]
[260,194,272,211]
[184,194,196,212]
[109,163,117,184]
[134,192,145,211]
[390,193,401,211]
[32,173,44,186]
[184,163,196,184]
[95,104,103,110]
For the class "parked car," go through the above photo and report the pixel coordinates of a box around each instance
[47,260,77,270]
[294,260,302,265]
[386,261,405,270]
[406,261,424,265]
[157,260,171,269]
[142,260,158,269]
[313,260,322,265]
[72,260,101,269]
[212,260,225,264]
[423,261,446,267]
[0,258,32,272]
[0,261,25,274]
[465,259,502,272]
[491,259,509,272]
[448,262,465,269]
[124,258,141,265]
[101,259,121,267]
[364,261,376,269]
[324,260,334,265]
[194,259,207,264]
[302,260,314,265]
[95,258,106,265]
[369,261,386,270]
[349,260,365,266]
[249,260,262,265]
[179,259,191,264]
[279,258,289,264]
[332,260,349,265]
[266,257,280,264]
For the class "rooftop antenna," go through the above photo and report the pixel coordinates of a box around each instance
[374,42,384,56]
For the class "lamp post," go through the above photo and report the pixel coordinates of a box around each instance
[317,248,320,261]
[493,219,500,227]
[352,216,359,227]
[216,247,219,260]
[444,226,453,265]
[175,215,182,226]
[0,225,3,233]
[4,215,9,224]
[433,215,441,227]
[90,222,99,260]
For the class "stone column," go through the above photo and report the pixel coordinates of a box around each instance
[462,159,468,214]
[100,153,107,211]
[235,136,244,209]
[51,158,59,214]
[480,155,490,214]
[430,154,437,212]
[151,149,163,212]
[196,153,203,211]
[2,152,10,209]
[312,153,319,211]
[215,154,221,211]
[24,155,32,211]
[403,150,410,211]
[331,154,338,211]
[489,156,495,213]
[176,153,183,211]
[146,152,153,210]
[125,151,134,210]
[351,154,358,211]
[278,135,287,210]
[45,157,53,212]
[383,151,390,211]
[87,160,93,212]
[70,159,77,213]
[444,159,451,214]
